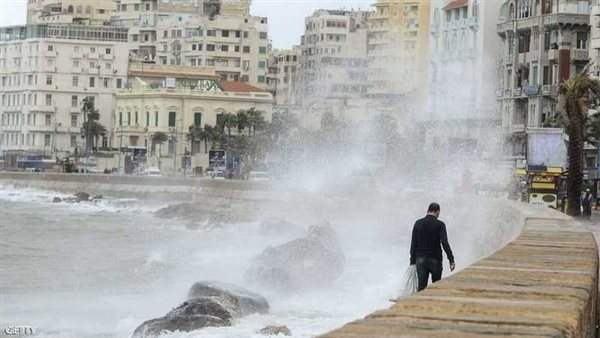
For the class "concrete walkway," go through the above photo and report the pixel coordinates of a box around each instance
[320,212,599,337]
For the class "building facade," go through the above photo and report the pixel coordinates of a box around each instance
[27,0,117,25]
[113,63,273,172]
[110,0,270,89]
[0,24,129,157]
[367,0,430,101]
[295,9,369,128]
[424,0,502,155]
[496,0,590,166]
[266,48,300,107]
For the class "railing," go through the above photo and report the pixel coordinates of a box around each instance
[118,87,274,100]
[541,84,558,96]
[571,49,589,61]
[514,87,523,97]
[523,85,539,96]
[548,49,559,61]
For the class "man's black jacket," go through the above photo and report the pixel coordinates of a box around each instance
[410,215,454,265]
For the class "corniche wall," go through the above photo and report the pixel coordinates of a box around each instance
[319,209,599,337]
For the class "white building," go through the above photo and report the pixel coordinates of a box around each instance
[295,9,369,128]
[110,0,270,89]
[424,0,502,155]
[114,63,274,173]
[267,48,300,107]
[0,24,130,157]
[27,0,117,25]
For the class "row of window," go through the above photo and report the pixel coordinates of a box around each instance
[2,93,51,107]
[1,133,52,147]
[1,112,52,127]
[157,28,267,40]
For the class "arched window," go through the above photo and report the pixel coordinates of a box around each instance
[85,6,92,14]
[472,1,479,17]
[509,3,515,19]
[534,0,540,16]
[433,8,440,28]
[119,112,123,126]
[67,5,73,13]
[76,5,82,14]
[145,111,150,127]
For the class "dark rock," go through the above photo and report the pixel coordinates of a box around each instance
[131,297,232,338]
[259,325,292,336]
[52,197,62,203]
[245,222,345,293]
[74,192,90,202]
[155,203,253,225]
[132,282,269,337]
[187,281,270,316]
[62,197,78,204]
[92,195,103,200]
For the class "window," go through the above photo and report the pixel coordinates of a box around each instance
[116,78,122,88]
[216,113,224,126]
[46,75,52,85]
[258,61,266,68]
[89,77,95,87]
[105,63,111,70]
[135,111,138,125]
[44,134,51,146]
[258,76,265,83]
[259,47,267,54]
[45,114,51,126]
[192,44,197,51]
[71,134,77,147]
[243,46,250,53]
[206,59,215,66]
[222,30,229,37]
[146,3,150,10]
[207,44,215,51]
[105,48,111,55]
[235,45,240,52]
[207,29,216,37]
[577,32,588,49]
[191,59,196,66]
[71,115,77,127]
[90,47,96,53]
[194,112,202,127]
[48,45,53,51]
[532,66,538,86]
[155,111,158,126]
[103,78,110,88]
[132,34,139,41]
[118,112,123,126]
[45,94,52,106]
[243,31,249,38]
[127,111,131,126]
[168,112,176,127]
[259,32,267,39]
[221,45,229,52]
[134,4,140,11]
[73,60,79,67]
[71,95,78,108]
[90,62,95,68]
[73,76,79,87]
[146,111,150,127]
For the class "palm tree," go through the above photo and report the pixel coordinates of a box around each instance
[559,73,600,216]
[81,97,107,153]
[236,110,250,135]
[247,108,266,136]
[218,112,237,137]
[152,132,168,156]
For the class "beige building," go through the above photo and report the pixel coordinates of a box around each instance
[110,0,270,89]
[296,9,369,128]
[114,63,273,173]
[496,0,590,166]
[267,48,300,107]
[27,0,117,25]
[368,0,430,100]
[0,24,129,157]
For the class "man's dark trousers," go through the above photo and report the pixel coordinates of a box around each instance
[416,256,442,291]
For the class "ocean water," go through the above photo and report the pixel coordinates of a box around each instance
[0,185,407,338]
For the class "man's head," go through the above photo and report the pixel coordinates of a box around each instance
[427,202,441,218]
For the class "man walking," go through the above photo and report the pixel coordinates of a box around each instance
[410,203,455,291]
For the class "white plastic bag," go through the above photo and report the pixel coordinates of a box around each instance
[400,264,418,297]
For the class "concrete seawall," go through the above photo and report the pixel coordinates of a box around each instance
[319,210,599,337]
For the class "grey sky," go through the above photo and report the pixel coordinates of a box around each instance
[0,0,374,49]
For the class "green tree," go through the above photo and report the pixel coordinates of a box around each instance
[152,131,168,156]
[247,108,266,136]
[81,97,107,153]
[235,110,250,135]
[559,73,600,216]
[218,112,238,138]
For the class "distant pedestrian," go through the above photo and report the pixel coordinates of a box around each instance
[410,203,456,291]
[582,189,593,218]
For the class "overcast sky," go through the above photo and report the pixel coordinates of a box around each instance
[0,0,374,49]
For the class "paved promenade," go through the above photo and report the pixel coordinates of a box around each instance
[320,210,599,337]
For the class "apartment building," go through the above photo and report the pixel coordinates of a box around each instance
[295,9,369,127]
[591,0,600,76]
[114,63,273,172]
[367,0,430,101]
[110,0,270,89]
[496,0,590,166]
[0,24,129,157]
[424,0,502,154]
[267,48,300,107]
[27,0,117,25]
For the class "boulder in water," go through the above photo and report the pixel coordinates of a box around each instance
[131,297,233,338]
[52,197,62,203]
[187,281,269,316]
[245,222,345,293]
[74,192,90,202]
[92,195,103,200]
[132,282,269,337]
[259,325,291,336]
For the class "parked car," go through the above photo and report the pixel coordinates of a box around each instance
[248,171,269,181]
[144,167,162,177]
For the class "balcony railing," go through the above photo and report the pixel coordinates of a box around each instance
[541,84,558,96]
[548,49,559,61]
[524,85,539,96]
[514,88,523,97]
[571,49,589,61]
